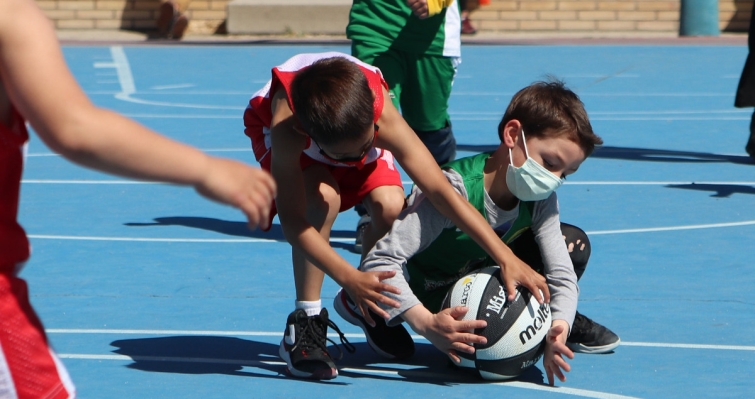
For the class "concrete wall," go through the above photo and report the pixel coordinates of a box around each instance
[35,0,753,35]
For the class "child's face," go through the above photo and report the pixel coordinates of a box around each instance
[314,124,378,164]
[512,132,586,180]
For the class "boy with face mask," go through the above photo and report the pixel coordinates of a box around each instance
[334,80,619,386]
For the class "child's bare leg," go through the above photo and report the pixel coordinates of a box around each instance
[280,166,345,380]
[360,185,406,257]
[292,165,341,301]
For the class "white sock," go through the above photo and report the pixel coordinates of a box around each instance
[295,300,322,317]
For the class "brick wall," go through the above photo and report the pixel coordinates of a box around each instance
[475,0,752,35]
[36,0,229,34]
[36,0,752,35]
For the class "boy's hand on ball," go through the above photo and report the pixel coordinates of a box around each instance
[500,257,550,304]
[543,322,574,386]
[411,306,487,361]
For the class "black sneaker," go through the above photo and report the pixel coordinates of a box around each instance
[567,312,620,354]
[353,215,371,253]
[333,288,415,359]
[746,136,755,160]
[278,308,355,379]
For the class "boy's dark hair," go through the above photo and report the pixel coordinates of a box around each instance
[290,57,374,145]
[498,80,603,156]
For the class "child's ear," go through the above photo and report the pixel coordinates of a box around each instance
[501,120,522,149]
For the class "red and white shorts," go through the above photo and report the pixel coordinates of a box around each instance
[0,272,75,399]
[258,150,403,231]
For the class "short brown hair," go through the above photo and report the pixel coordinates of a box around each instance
[290,57,374,146]
[498,80,602,156]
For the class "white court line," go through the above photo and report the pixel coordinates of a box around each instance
[44,329,755,352]
[452,116,751,121]
[150,84,196,90]
[26,235,304,243]
[452,92,733,97]
[500,382,640,399]
[21,179,755,186]
[124,114,239,118]
[27,220,755,243]
[25,148,251,158]
[621,342,755,351]
[450,109,752,116]
[563,181,755,185]
[106,47,135,95]
[106,46,243,110]
[22,180,161,184]
[53,353,638,398]
[586,220,755,235]
[85,90,732,97]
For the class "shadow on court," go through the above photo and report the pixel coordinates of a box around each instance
[110,336,545,386]
[457,144,755,165]
[124,217,356,251]
[666,183,755,197]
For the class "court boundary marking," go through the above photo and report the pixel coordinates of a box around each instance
[26,219,755,243]
[20,179,755,186]
[46,329,755,352]
[53,353,640,399]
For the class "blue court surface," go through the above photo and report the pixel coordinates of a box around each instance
[17,42,755,398]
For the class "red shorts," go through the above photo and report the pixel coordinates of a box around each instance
[258,150,403,231]
[0,272,75,399]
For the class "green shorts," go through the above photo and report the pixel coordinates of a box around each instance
[352,41,458,132]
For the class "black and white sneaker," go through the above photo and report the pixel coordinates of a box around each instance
[279,308,355,379]
[567,312,620,354]
[334,288,415,359]
[353,215,371,253]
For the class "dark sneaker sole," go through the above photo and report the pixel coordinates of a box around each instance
[334,290,408,359]
[567,338,621,354]
[278,340,338,380]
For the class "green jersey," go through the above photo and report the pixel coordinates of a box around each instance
[406,152,535,312]
[347,0,461,57]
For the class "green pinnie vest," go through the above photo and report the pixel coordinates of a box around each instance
[406,152,535,312]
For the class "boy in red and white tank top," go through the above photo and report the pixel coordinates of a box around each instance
[242,52,551,380]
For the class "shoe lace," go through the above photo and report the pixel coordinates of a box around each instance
[293,314,356,360]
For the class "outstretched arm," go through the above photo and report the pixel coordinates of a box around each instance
[375,87,550,304]
[0,0,276,229]
[268,89,400,323]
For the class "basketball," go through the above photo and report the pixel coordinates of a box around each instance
[441,266,551,380]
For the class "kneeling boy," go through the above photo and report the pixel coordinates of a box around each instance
[335,80,619,386]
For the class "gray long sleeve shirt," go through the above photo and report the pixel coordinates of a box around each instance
[360,169,579,329]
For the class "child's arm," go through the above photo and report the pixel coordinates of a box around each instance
[529,198,578,385]
[268,89,400,322]
[0,0,276,230]
[375,87,550,304]
[543,320,574,386]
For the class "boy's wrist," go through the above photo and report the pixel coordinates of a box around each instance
[402,305,431,336]
[551,319,570,343]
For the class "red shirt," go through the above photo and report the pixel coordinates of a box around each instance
[0,107,30,271]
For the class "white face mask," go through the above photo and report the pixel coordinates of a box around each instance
[505,129,563,201]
